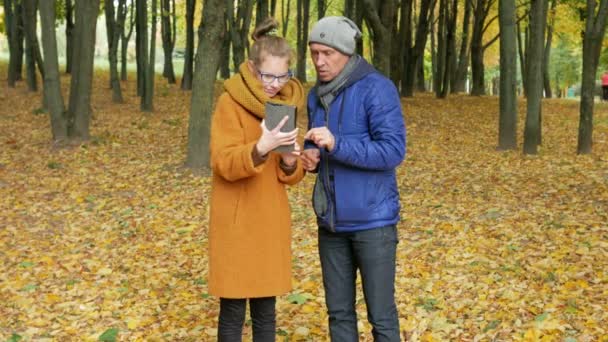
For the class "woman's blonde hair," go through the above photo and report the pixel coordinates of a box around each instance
[249,18,294,66]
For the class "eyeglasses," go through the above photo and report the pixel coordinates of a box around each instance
[257,70,292,84]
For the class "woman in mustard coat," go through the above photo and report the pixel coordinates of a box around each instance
[208,18,305,341]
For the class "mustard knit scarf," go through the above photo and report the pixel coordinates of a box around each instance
[224,62,305,119]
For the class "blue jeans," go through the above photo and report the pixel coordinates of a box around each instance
[318,225,400,342]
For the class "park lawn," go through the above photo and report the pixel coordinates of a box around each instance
[1,66,607,341]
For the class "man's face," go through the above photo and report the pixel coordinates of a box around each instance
[309,43,351,82]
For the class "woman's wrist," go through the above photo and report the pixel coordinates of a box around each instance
[279,158,297,175]
[255,142,269,157]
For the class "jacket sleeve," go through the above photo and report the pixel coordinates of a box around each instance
[210,94,267,182]
[304,96,321,173]
[275,154,306,185]
[328,79,406,171]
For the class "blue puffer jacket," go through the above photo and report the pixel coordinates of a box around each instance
[306,57,406,232]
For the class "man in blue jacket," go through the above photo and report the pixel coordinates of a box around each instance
[302,16,406,342]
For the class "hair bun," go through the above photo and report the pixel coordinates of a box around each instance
[252,17,280,41]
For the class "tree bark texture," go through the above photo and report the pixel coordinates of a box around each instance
[65,0,74,74]
[542,0,556,98]
[186,0,227,169]
[161,0,177,83]
[401,0,434,96]
[577,0,608,154]
[67,0,100,139]
[453,0,472,92]
[181,0,195,90]
[498,0,518,150]
[120,1,135,81]
[296,0,310,82]
[40,0,68,141]
[142,0,158,112]
[106,0,124,103]
[362,0,396,78]
[523,0,547,154]
[22,0,44,92]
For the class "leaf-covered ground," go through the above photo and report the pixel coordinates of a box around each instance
[1,67,607,341]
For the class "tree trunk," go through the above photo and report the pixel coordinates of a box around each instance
[453,0,471,92]
[220,15,232,79]
[67,0,100,140]
[362,0,396,77]
[296,0,310,82]
[136,0,148,96]
[355,0,364,55]
[498,0,517,150]
[40,0,68,141]
[13,2,25,83]
[106,0,124,103]
[271,0,277,16]
[401,0,434,96]
[542,0,556,98]
[523,0,547,154]
[181,0,195,90]
[431,9,438,92]
[470,0,487,95]
[161,0,177,83]
[282,0,292,37]
[229,0,254,72]
[318,0,326,18]
[390,3,404,87]
[436,0,457,97]
[22,0,44,92]
[517,21,527,96]
[399,0,413,94]
[142,0,157,112]
[256,0,269,26]
[577,0,608,154]
[4,0,18,87]
[186,0,227,169]
[120,0,135,81]
[417,58,426,91]
[435,0,447,96]
[65,0,74,74]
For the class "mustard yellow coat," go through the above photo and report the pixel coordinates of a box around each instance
[208,62,306,298]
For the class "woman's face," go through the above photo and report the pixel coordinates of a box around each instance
[249,55,291,98]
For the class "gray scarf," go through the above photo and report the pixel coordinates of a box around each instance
[316,55,360,109]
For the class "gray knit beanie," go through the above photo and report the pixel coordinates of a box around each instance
[308,16,362,55]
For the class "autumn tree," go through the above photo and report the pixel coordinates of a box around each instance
[470,0,499,95]
[498,0,518,150]
[543,0,557,98]
[161,0,177,84]
[181,0,195,90]
[66,0,101,139]
[296,0,310,82]
[3,0,25,86]
[281,0,292,37]
[22,0,44,92]
[105,0,124,103]
[453,0,473,93]
[120,0,135,81]
[435,0,458,97]
[401,0,434,96]
[344,0,365,55]
[228,0,254,72]
[65,0,74,73]
[186,0,227,169]
[577,0,608,154]
[362,0,397,77]
[39,0,66,141]
[523,0,548,154]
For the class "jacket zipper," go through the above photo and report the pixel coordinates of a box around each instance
[321,100,336,232]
